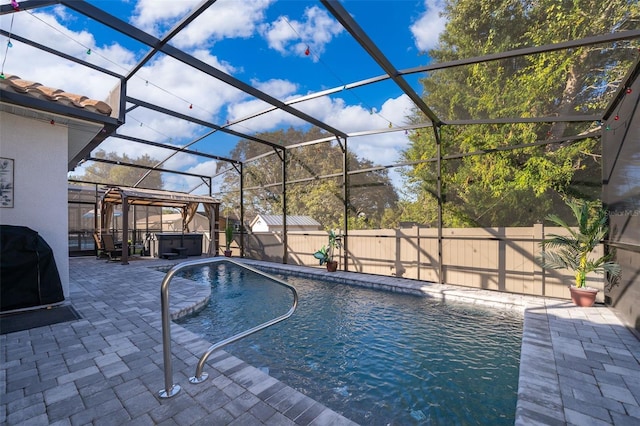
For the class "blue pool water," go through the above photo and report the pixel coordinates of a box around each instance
[173,263,523,425]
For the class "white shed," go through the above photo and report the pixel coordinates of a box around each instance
[250,215,322,233]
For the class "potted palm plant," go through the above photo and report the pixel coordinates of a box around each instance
[313,230,342,272]
[537,198,621,307]
[224,223,234,257]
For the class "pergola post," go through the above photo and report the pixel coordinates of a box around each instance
[121,194,129,265]
[213,203,219,256]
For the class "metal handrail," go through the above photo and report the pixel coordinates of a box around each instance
[158,258,298,398]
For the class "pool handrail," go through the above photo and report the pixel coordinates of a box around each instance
[158,257,298,398]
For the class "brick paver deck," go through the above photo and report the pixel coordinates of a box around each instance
[1,256,638,425]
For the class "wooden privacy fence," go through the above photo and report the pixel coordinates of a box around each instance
[224,225,607,301]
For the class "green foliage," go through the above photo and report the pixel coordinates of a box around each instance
[223,127,398,229]
[537,198,621,288]
[400,0,638,227]
[70,150,163,189]
[224,224,234,250]
[313,246,331,265]
[313,230,342,265]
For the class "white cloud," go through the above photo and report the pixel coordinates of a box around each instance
[130,0,201,36]
[113,48,258,149]
[185,159,219,177]
[172,0,274,49]
[290,93,411,132]
[90,136,164,161]
[410,0,447,52]
[130,0,273,49]
[227,98,306,132]
[163,159,221,192]
[128,52,244,118]
[226,79,306,131]
[229,91,414,168]
[335,95,415,165]
[0,10,131,100]
[260,5,343,61]
[162,174,199,193]
[164,152,199,171]
[302,94,414,190]
[251,78,298,100]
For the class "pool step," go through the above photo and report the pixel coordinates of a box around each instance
[160,247,188,259]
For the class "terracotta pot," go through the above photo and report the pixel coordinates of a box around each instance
[569,286,598,307]
[224,250,232,257]
[326,260,338,272]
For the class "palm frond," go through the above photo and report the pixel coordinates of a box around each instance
[542,234,580,249]
[538,198,621,288]
[537,249,579,270]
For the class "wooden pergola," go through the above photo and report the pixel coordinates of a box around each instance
[100,186,220,264]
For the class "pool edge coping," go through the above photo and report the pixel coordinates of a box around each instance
[239,258,557,313]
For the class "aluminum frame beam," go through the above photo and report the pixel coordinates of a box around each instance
[85,157,210,180]
[111,134,238,164]
[321,0,442,126]
[60,0,349,139]
[125,0,219,81]
[126,96,281,149]
[232,30,640,128]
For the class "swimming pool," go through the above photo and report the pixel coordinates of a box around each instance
[173,262,523,425]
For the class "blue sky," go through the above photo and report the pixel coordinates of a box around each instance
[1,0,447,191]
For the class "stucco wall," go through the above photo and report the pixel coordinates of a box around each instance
[0,111,70,297]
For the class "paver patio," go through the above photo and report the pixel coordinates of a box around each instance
[1,256,638,425]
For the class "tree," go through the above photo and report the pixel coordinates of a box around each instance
[220,127,398,229]
[401,0,639,227]
[70,150,163,189]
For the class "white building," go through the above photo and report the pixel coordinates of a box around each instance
[250,214,322,233]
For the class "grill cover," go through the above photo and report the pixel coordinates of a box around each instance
[0,225,64,312]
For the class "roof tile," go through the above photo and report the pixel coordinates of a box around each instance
[0,73,112,116]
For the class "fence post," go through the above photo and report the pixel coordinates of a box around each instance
[533,222,545,296]
[416,225,421,281]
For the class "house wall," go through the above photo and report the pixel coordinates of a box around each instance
[0,111,70,297]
